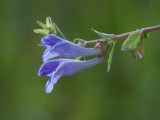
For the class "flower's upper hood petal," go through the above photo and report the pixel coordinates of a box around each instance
[38,59,72,77]
[41,34,64,49]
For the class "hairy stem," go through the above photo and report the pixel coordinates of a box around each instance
[81,25,160,47]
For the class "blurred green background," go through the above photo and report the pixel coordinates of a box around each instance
[1,0,160,120]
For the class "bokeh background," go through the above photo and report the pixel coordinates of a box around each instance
[1,0,160,120]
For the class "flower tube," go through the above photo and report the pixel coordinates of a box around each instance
[38,57,103,93]
[41,35,101,62]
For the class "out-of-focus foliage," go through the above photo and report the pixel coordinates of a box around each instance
[1,0,160,120]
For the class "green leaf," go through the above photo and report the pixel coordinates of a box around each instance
[92,29,113,41]
[128,39,145,60]
[37,21,47,29]
[34,29,50,35]
[46,17,57,35]
[46,16,52,28]
[121,31,141,51]
[53,22,66,39]
[122,31,145,59]
[108,42,116,72]
[34,17,66,38]
[52,22,57,35]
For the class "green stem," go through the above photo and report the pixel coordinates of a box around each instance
[80,25,160,46]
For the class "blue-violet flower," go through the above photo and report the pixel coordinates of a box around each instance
[41,34,101,62]
[38,57,103,93]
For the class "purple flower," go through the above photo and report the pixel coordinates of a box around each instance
[38,57,103,93]
[41,35,101,62]
[38,34,104,93]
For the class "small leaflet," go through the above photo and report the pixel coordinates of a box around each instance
[34,29,50,35]
[108,42,116,72]
[121,31,141,51]
[92,29,113,41]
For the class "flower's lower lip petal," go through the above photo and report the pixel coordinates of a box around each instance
[45,75,61,93]
[42,49,52,62]
[42,48,58,63]
[45,79,53,93]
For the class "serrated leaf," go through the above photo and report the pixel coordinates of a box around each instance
[108,42,116,72]
[121,31,141,51]
[137,40,145,58]
[37,21,47,29]
[92,29,113,41]
[34,29,50,35]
